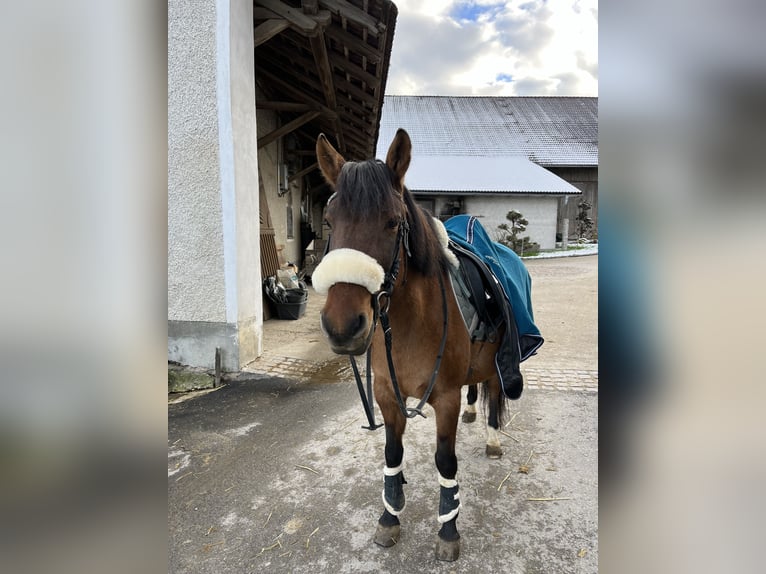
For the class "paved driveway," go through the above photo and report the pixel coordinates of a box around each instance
[169,255,597,573]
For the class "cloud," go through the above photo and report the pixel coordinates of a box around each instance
[576,49,598,79]
[491,2,555,61]
[386,12,487,94]
[449,1,506,23]
[553,71,583,94]
[510,76,557,95]
[385,0,598,96]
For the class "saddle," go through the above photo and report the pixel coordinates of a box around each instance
[443,215,544,400]
[447,241,524,398]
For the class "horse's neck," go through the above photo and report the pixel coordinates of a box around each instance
[388,270,443,330]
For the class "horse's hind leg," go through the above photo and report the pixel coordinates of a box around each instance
[374,405,406,548]
[461,384,478,423]
[433,392,462,561]
[485,377,505,459]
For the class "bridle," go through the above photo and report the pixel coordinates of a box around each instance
[326,206,449,431]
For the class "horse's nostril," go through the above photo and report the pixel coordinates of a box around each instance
[355,314,366,334]
[320,312,330,336]
[321,311,368,342]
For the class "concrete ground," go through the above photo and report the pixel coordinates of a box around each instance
[169,255,597,573]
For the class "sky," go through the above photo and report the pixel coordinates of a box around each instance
[384,0,598,96]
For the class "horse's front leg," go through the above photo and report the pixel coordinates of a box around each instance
[433,393,462,561]
[373,400,407,548]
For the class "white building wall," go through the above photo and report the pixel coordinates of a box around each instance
[463,195,560,250]
[168,0,225,323]
[229,0,262,362]
[168,0,262,370]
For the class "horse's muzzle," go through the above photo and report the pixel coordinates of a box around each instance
[320,310,373,356]
[319,284,376,356]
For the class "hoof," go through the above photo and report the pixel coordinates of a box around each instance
[461,411,477,423]
[374,523,400,548]
[485,444,503,459]
[435,537,460,561]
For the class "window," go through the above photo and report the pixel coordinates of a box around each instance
[286,190,294,239]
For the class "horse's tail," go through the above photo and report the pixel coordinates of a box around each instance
[480,378,508,428]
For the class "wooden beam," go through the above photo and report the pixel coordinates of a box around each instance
[318,0,382,37]
[301,0,319,15]
[328,51,380,88]
[258,110,321,149]
[288,161,318,183]
[334,76,378,112]
[331,117,347,155]
[256,101,314,112]
[325,25,381,64]
[254,7,278,20]
[309,30,337,109]
[256,0,317,33]
[257,67,337,120]
[254,19,290,47]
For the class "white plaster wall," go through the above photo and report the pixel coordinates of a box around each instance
[229,0,261,360]
[463,195,560,250]
[168,0,261,368]
[168,0,226,322]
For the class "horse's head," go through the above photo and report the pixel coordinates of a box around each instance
[312,129,412,355]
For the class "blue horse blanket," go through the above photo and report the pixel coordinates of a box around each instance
[445,215,543,397]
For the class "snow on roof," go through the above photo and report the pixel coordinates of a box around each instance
[404,156,582,195]
[376,96,598,167]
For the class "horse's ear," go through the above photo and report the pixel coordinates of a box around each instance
[316,133,345,186]
[385,128,411,190]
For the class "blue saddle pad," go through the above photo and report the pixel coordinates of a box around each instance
[445,215,543,366]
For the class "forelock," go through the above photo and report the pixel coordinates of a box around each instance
[335,160,401,217]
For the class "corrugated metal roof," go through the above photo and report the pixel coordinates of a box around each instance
[405,156,582,195]
[376,96,598,167]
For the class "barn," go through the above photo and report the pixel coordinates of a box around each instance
[169,0,397,371]
[375,95,598,250]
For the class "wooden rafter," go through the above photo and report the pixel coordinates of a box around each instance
[257,0,317,33]
[255,101,314,112]
[254,0,397,168]
[287,161,318,183]
[319,0,383,37]
[254,19,290,47]
[257,110,321,149]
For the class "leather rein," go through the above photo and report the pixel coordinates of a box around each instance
[346,217,450,431]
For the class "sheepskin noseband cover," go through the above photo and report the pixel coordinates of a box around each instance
[311,248,386,295]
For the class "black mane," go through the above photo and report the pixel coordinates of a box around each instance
[334,159,446,277]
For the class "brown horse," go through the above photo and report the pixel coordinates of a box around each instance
[313,129,509,561]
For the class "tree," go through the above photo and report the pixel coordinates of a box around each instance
[576,200,595,241]
[496,210,540,256]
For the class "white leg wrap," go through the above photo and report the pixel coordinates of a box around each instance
[382,460,406,516]
[383,462,404,476]
[438,474,458,488]
[437,473,462,524]
[382,490,405,516]
[311,248,385,295]
[464,404,477,415]
[486,426,501,448]
[438,504,461,524]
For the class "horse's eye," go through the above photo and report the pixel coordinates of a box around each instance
[386,219,399,230]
